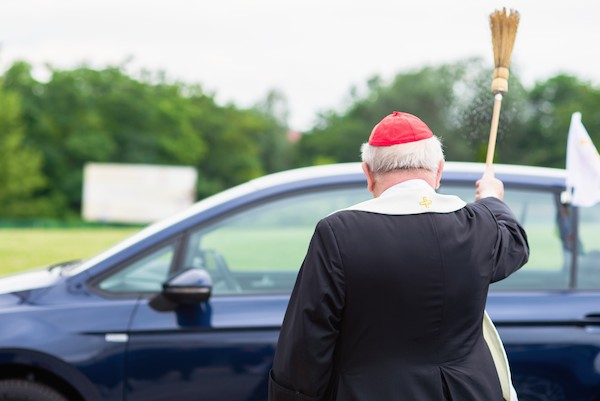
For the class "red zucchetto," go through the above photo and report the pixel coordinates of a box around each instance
[368,111,433,146]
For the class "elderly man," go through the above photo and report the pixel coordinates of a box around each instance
[269,111,529,401]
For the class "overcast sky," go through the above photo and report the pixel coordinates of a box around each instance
[1,0,598,130]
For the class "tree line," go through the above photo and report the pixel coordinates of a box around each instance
[1,58,599,219]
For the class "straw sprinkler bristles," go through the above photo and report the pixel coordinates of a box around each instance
[490,8,520,94]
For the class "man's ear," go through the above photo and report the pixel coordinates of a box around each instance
[435,160,445,189]
[362,162,375,194]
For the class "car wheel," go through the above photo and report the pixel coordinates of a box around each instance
[0,380,69,401]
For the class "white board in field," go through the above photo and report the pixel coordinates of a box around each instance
[82,163,197,224]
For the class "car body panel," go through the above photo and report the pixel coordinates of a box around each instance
[125,296,285,401]
[0,292,136,400]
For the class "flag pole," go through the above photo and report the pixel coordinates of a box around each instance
[486,8,520,170]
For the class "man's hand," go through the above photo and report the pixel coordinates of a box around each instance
[476,167,504,201]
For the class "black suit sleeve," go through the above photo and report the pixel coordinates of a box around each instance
[269,218,345,401]
[477,197,530,282]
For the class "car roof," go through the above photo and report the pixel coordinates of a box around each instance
[67,161,566,277]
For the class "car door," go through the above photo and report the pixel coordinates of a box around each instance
[442,183,600,401]
[119,186,370,401]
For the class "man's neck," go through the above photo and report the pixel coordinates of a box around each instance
[372,170,436,197]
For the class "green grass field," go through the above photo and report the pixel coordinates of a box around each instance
[0,228,140,276]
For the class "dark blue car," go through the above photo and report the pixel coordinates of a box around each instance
[1,162,599,401]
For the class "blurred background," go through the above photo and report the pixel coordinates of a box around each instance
[1,0,599,272]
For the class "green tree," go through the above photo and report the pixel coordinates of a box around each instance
[514,74,600,167]
[3,65,209,215]
[1,61,291,216]
[188,99,266,197]
[0,86,48,217]
[254,89,294,173]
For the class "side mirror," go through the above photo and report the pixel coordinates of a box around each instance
[163,268,213,303]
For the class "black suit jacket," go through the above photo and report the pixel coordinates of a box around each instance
[269,196,529,401]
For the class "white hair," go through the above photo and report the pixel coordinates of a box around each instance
[360,136,444,174]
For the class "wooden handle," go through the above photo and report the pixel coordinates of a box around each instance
[486,93,504,167]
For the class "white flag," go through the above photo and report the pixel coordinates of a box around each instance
[566,112,600,207]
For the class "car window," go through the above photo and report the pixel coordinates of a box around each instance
[182,187,369,295]
[97,244,176,293]
[440,185,569,291]
[577,204,600,289]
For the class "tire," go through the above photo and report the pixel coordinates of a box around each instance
[0,380,69,401]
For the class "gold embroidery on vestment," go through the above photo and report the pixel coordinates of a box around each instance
[419,196,432,209]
